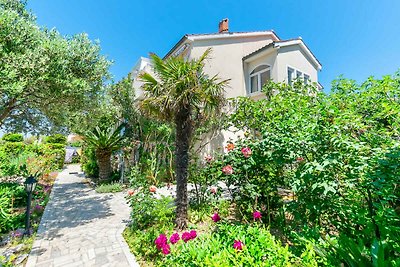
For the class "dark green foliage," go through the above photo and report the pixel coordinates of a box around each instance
[0,183,25,233]
[0,0,111,133]
[2,133,23,142]
[81,145,99,178]
[124,73,400,265]
[83,123,125,180]
[0,183,51,234]
[221,76,400,265]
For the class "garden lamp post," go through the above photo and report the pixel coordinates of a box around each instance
[24,175,37,236]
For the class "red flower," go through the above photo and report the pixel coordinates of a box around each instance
[169,233,180,244]
[127,189,135,196]
[225,143,235,152]
[149,185,157,193]
[253,211,262,220]
[233,240,244,251]
[222,165,233,175]
[161,243,170,255]
[211,212,221,222]
[241,147,252,158]
[155,234,168,249]
[296,157,304,162]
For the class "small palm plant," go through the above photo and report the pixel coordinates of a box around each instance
[140,49,227,229]
[84,124,125,181]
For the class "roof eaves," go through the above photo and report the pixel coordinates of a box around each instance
[243,38,322,70]
[242,42,275,61]
[274,38,322,70]
[164,30,280,59]
[163,35,189,59]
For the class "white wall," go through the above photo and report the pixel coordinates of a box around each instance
[189,36,275,99]
[276,45,319,83]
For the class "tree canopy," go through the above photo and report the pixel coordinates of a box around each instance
[0,0,111,134]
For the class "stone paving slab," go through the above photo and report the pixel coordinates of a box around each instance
[26,164,139,267]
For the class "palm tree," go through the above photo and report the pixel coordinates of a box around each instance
[140,49,227,229]
[84,124,125,181]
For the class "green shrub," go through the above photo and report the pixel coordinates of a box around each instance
[2,142,26,157]
[159,224,320,267]
[39,144,65,170]
[124,191,175,263]
[2,133,23,142]
[95,182,123,193]
[68,141,83,147]
[127,189,174,230]
[0,152,36,177]
[44,134,67,145]
[81,145,99,178]
[0,183,26,233]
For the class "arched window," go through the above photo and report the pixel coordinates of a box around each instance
[249,65,270,93]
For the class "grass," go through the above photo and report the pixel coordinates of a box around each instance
[95,182,123,193]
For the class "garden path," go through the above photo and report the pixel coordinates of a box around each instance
[25,164,139,267]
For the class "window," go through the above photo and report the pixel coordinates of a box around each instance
[287,66,309,86]
[249,65,270,93]
[287,67,294,86]
[304,74,310,85]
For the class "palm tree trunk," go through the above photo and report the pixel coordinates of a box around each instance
[175,106,192,229]
[96,149,112,181]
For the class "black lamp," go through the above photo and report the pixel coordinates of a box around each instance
[24,175,38,236]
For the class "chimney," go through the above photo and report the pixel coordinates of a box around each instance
[218,18,229,33]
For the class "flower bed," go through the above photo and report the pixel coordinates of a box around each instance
[0,172,58,266]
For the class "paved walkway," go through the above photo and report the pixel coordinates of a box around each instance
[26,165,139,267]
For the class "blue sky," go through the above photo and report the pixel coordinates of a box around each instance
[27,0,400,89]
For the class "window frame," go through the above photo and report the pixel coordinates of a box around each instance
[287,65,310,86]
[249,64,271,94]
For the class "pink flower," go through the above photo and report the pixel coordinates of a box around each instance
[210,187,217,194]
[189,230,197,239]
[155,234,168,250]
[241,147,252,158]
[222,165,233,175]
[253,211,262,220]
[127,189,135,196]
[169,233,180,244]
[211,212,221,222]
[233,240,244,251]
[161,243,170,255]
[182,232,191,243]
[204,155,213,163]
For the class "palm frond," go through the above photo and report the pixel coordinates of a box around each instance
[139,49,228,123]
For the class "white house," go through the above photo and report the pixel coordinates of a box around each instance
[131,19,322,151]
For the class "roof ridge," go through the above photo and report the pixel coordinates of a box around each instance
[186,30,277,37]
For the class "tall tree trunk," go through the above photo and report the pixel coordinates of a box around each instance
[175,106,192,229]
[96,149,112,181]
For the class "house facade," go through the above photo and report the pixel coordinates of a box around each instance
[131,19,322,151]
